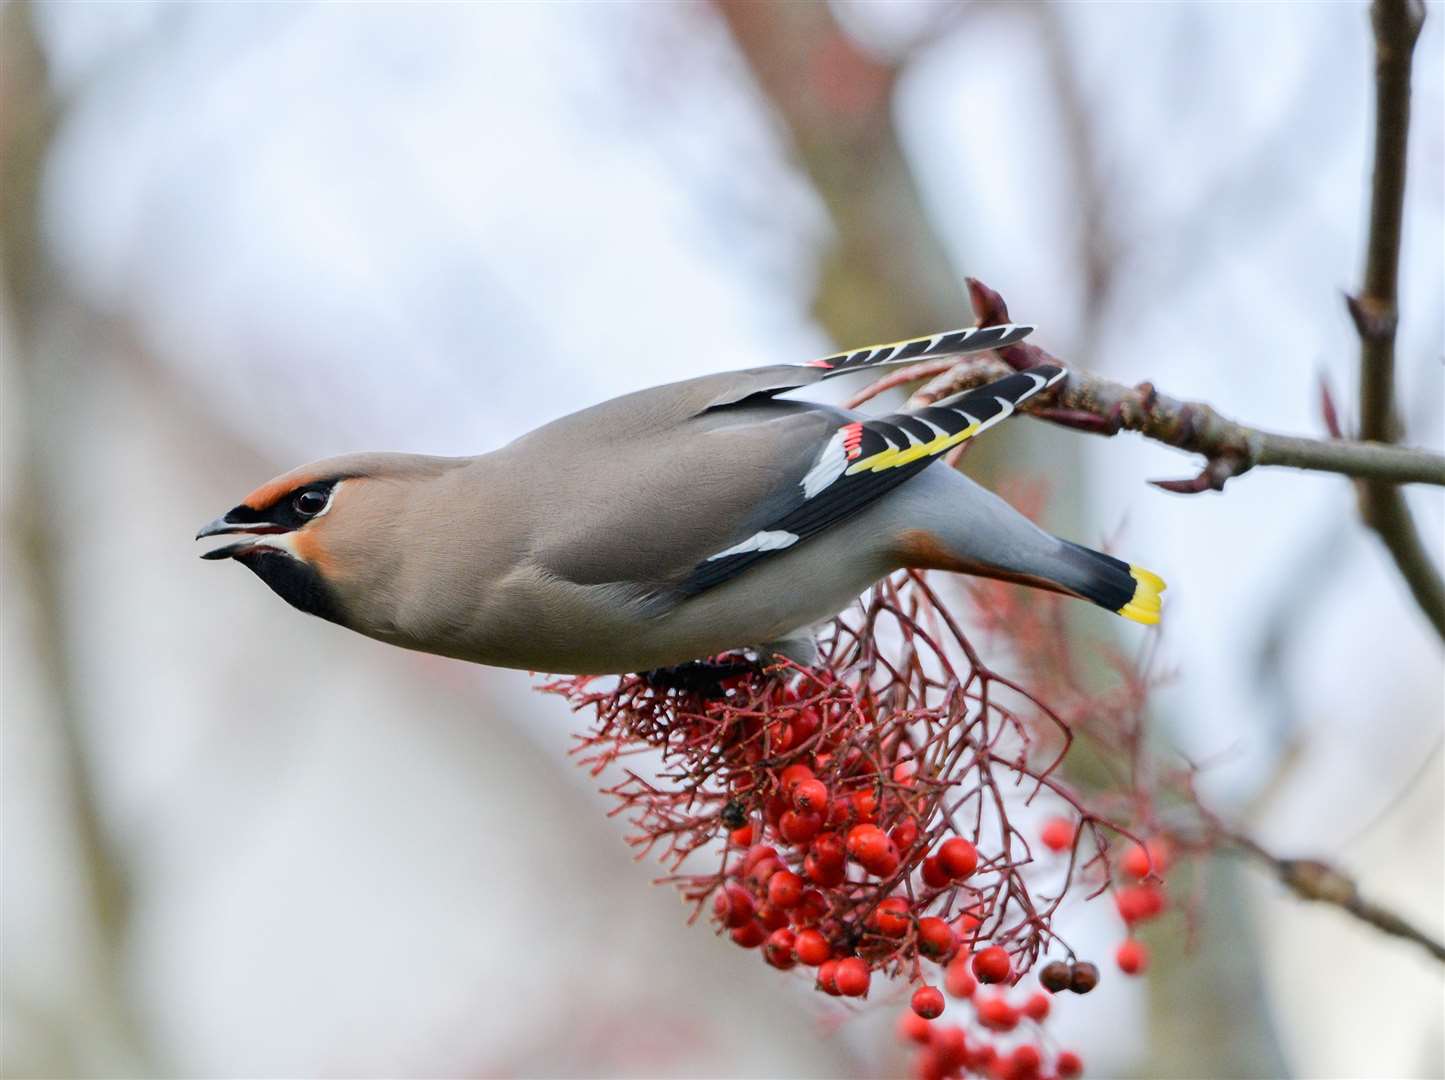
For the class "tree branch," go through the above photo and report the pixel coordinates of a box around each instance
[1225,832,1445,963]
[1348,0,1441,641]
[846,276,1445,493]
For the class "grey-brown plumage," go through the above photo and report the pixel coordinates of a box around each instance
[197,325,1165,673]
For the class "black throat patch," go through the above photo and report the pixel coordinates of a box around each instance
[235,549,346,625]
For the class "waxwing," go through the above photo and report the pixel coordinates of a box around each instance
[197,324,1164,674]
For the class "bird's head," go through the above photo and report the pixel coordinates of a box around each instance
[196,452,461,626]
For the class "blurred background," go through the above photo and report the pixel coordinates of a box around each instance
[2,2,1441,1077]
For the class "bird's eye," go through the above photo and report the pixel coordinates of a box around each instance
[292,489,329,517]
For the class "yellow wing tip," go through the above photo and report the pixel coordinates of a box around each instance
[1119,565,1166,625]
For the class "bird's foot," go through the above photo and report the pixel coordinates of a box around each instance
[640,654,764,696]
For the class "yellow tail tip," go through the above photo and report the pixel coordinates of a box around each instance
[1131,565,1167,593]
[1119,565,1167,625]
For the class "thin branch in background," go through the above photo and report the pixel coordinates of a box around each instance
[1348,0,1441,641]
[1222,830,1445,963]
[842,276,1445,492]
[0,2,151,1071]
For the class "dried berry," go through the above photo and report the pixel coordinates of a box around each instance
[720,800,748,830]
[1039,960,1072,993]
[1069,961,1100,994]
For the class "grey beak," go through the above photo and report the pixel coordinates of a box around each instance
[195,516,248,540]
[196,513,288,559]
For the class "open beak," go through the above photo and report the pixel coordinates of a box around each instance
[196,514,289,559]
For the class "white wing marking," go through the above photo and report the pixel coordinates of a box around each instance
[800,428,849,498]
[706,530,801,561]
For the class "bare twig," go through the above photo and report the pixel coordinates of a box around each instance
[1348,0,1441,640]
[847,277,1445,492]
[1225,832,1445,963]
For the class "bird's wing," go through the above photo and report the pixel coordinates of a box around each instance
[700,323,1034,410]
[679,363,1066,594]
[515,326,1050,600]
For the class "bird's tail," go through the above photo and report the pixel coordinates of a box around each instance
[888,468,1167,625]
[1055,540,1166,625]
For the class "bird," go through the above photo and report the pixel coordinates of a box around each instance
[197,323,1165,674]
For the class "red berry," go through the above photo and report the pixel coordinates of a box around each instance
[742,844,778,873]
[804,850,845,887]
[1115,884,1166,925]
[812,831,846,864]
[937,837,979,880]
[850,787,879,821]
[967,1044,996,1071]
[892,760,917,785]
[911,985,945,1019]
[793,778,829,813]
[971,945,1012,984]
[916,916,957,961]
[764,794,789,827]
[817,959,841,995]
[747,857,783,888]
[890,817,919,852]
[728,823,755,847]
[870,897,911,937]
[756,902,790,931]
[779,809,823,844]
[730,921,765,948]
[1120,843,1151,879]
[1116,938,1149,975]
[976,994,1019,1032]
[792,888,827,925]
[793,928,831,965]
[1022,991,1051,1021]
[897,1009,932,1044]
[1056,1050,1084,1078]
[846,823,885,857]
[767,870,804,909]
[766,720,796,753]
[913,1049,946,1080]
[763,928,797,969]
[849,828,899,876]
[1040,817,1075,853]
[920,856,951,889]
[944,956,977,998]
[1121,836,1174,879]
[780,764,815,793]
[932,1026,967,1070]
[714,884,754,929]
[861,841,900,878]
[1011,1044,1042,1071]
[834,956,871,997]
[791,706,821,745]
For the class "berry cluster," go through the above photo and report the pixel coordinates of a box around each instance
[541,572,1166,1079]
[1040,815,1170,978]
